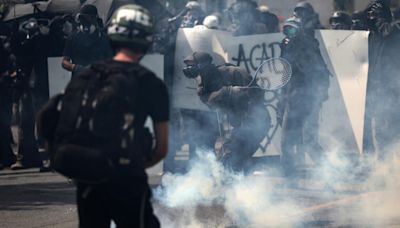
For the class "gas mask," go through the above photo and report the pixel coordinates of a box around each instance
[283,25,300,39]
[77,14,98,34]
[78,22,96,34]
[352,19,367,30]
[183,64,200,79]
[180,11,201,28]
[331,23,348,30]
[19,18,40,40]
[283,17,302,39]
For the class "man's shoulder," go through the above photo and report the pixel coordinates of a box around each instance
[217,63,238,72]
[66,31,80,40]
[93,60,163,84]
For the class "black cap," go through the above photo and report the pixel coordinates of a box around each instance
[80,4,98,16]
[184,52,213,65]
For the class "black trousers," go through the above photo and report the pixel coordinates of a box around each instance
[0,100,15,166]
[222,105,270,172]
[77,182,160,228]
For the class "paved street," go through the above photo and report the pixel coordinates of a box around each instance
[1,166,399,228]
[0,168,77,228]
[0,168,162,228]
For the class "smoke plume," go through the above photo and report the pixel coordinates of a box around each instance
[153,146,400,227]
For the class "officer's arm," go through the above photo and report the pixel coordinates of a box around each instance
[62,56,75,72]
[146,121,169,168]
[368,2,400,37]
[206,87,231,108]
[376,18,400,37]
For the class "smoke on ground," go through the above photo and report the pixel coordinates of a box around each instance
[153,147,400,227]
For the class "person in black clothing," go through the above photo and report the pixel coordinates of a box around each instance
[38,4,169,228]
[180,1,205,28]
[62,4,113,77]
[183,52,270,172]
[258,5,280,33]
[363,0,400,159]
[279,17,330,176]
[293,2,324,33]
[0,35,17,169]
[10,16,58,171]
[69,4,167,227]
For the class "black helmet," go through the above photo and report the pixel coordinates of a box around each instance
[185,1,202,11]
[77,4,99,24]
[107,4,154,52]
[352,10,367,21]
[294,2,315,19]
[329,11,352,30]
[184,52,213,65]
[80,4,98,17]
[351,10,367,30]
[283,17,302,38]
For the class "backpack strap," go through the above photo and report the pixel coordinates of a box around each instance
[90,61,149,112]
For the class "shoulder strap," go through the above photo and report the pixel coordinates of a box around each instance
[89,61,149,113]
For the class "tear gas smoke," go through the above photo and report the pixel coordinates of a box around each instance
[154,151,300,227]
[153,147,400,227]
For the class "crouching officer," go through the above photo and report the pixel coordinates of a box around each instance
[183,52,270,172]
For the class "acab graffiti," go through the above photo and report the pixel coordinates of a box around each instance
[231,42,282,73]
[230,41,283,151]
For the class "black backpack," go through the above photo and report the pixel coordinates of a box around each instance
[49,62,152,184]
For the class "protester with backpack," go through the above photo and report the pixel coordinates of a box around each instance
[37,4,169,227]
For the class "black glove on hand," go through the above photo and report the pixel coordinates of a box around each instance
[368,2,384,20]
[229,86,249,102]
[72,64,84,75]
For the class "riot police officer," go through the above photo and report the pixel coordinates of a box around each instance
[363,0,400,158]
[293,2,324,35]
[279,17,330,176]
[62,4,113,77]
[180,1,205,28]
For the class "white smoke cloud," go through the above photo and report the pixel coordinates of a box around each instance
[153,145,400,227]
[153,151,302,227]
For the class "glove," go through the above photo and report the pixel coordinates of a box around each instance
[367,2,384,21]
[72,64,84,76]
[229,86,249,101]
[230,86,242,93]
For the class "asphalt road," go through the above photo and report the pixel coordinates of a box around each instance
[0,168,77,228]
[0,168,162,228]
[1,167,399,228]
